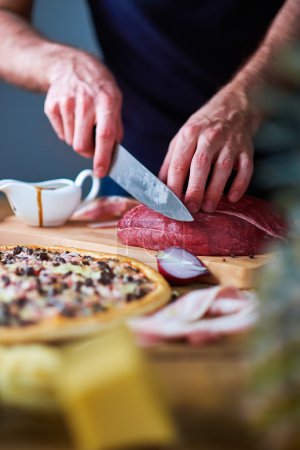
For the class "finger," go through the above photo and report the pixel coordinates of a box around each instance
[44,101,64,140]
[60,96,75,146]
[106,84,123,143]
[201,147,234,212]
[73,94,95,158]
[184,127,223,213]
[158,135,176,182]
[228,151,254,202]
[167,123,200,198]
[94,91,118,177]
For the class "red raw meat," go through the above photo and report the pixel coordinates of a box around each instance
[117,196,286,256]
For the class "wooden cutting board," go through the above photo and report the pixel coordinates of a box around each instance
[0,214,273,289]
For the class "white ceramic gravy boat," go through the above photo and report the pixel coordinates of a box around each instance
[0,169,100,227]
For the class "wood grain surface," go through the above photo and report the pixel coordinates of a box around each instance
[0,213,272,289]
[0,199,263,450]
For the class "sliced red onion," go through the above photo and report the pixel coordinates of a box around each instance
[156,247,210,285]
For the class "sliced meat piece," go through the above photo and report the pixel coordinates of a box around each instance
[118,196,286,256]
[185,304,258,344]
[128,285,258,345]
[216,196,286,239]
[207,298,248,316]
[73,196,139,221]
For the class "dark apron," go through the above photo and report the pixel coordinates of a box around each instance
[87,0,284,195]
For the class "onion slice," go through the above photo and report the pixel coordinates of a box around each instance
[156,247,210,285]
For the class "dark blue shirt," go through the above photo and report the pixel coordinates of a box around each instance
[87,0,284,194]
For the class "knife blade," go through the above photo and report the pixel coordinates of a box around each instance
[108,144,194,222]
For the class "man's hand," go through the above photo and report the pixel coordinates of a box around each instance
[45,53,123,177]
[0,1,123,177]
[159,0,300,213]
[159,82,259,213]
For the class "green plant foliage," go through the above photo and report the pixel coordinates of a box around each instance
[248,44,300,450]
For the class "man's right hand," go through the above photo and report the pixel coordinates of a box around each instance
[0,1,123,176]
[45,52,123,177]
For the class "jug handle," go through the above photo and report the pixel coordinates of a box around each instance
[75,170,100,205]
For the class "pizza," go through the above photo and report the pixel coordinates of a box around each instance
[0,245,171,343]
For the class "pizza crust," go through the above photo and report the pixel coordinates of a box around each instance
[0,245,171,344]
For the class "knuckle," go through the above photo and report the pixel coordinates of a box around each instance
[74,146,89,156]
[94,154,108,168]
[168,182,182,194]
[234,180,248,192]
[234,173,251,189]
[204,126,222,145]
[186,186,200,197]
[170,159,186,175]
[181,123,199,141]
[193,151,210,169]
[216,156,233,171]
[60,96,74,109]
[97,125,115,140]
[74,146,84,154]
[240,156,254,172]
[188,184,200,193]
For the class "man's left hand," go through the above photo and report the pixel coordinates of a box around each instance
[159,81,260,213]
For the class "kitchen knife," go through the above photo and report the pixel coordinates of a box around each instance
[108,144,194,222]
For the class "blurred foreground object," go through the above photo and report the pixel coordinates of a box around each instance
[57,326,176,450]
[248,43,300,450]
[0,345,61,410]
[0,326,176,450]
[253,43,300,206]
[250,240,300,450]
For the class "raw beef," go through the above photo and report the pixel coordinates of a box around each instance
[118,196,286,256]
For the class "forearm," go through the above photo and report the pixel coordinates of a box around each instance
[0,4,122,177]
[233,0,300,89]
[0,9,84,92]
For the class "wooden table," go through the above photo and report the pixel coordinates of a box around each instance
[0,199,259,450]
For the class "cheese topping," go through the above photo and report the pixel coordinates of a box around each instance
[0,246,154,327]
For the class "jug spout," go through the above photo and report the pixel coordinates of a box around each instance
[0,181,43,226]
[0,180,26,198]
[0,179,17,192]
[0,182,35,208]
